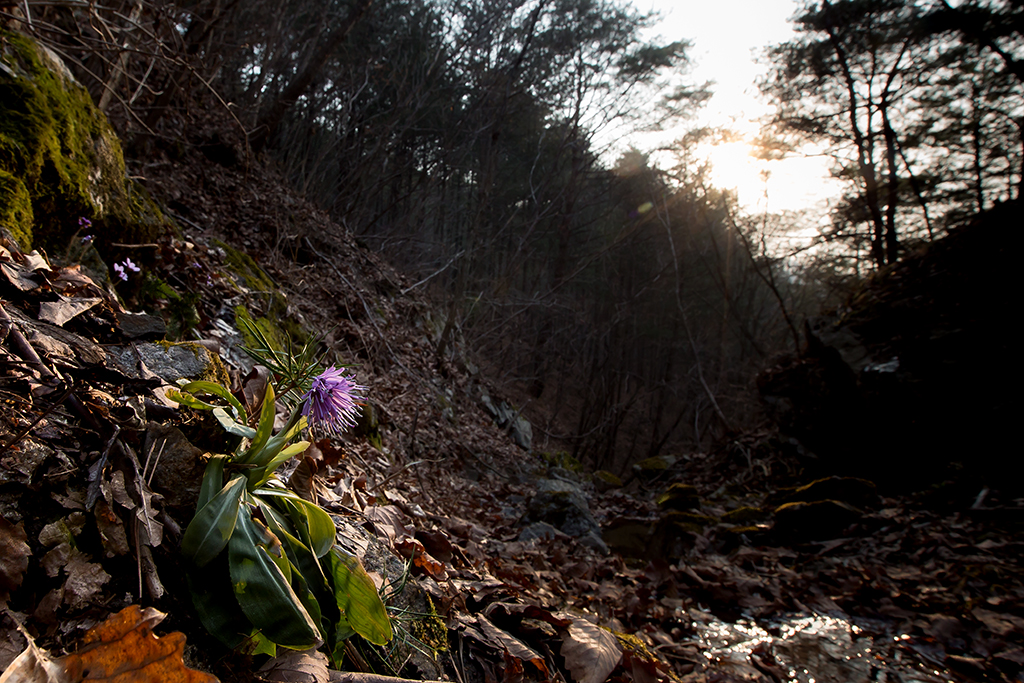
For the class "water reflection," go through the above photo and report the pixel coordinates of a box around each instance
[694,612,957,682]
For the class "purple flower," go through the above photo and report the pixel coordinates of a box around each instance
[301,367,364,437]
[79,217,92,228]
[81,234,93,244]
[124,258,140,273]
[113,263,127,281]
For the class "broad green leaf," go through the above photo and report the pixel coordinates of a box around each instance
[229,507,322,650]
[181,474,246,567]
[282,550,323,640]
[241,631,277,658]
[257,489,335,558]
[180,380,247,420]
[256,499,337,632]
[186,554,251,650]
[239,383,277,465]
[197,455,228,511]
[327,548,393,646]
[214,407,258,439]
[250,441,310,488]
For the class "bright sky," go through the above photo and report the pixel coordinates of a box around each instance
[632,0,844,214]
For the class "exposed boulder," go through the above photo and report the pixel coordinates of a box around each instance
[109,341,229,386]
[0,30,169,253]
[524,478,600,538]
[656,483,701,511]
[479,388,532,450]
[768,476,879,509]
[771,500,864,542]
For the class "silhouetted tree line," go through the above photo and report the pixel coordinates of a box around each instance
[4,0,1019,470]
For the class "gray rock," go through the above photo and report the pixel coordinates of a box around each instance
[143,423,205,515]
[577,531,610,555]
[115,311,167,340]
[110,342,221,384]
[526,478,600,538]
[518,522,562,543]
[479,389,532,450]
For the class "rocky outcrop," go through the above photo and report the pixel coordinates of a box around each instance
[0,30,168,255]
[758,201,1019,493]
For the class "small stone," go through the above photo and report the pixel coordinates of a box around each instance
[115,311,167,340]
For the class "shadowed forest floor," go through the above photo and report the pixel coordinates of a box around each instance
[2,134,1022,683]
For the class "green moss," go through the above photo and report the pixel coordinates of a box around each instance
[615,630,657,665]
[0,169,33,245]
[721,506,766,524]
[217,239,308,348]
[539,450,583,473]
[633,455,676,473]
[235,304,288,353]
[661,510,716,525]
[0,30,169,252]
[408,596,447,655]
[593,470,623,486]
[215,239,276,292]
[355,402,382,450]
[655,483,700,510]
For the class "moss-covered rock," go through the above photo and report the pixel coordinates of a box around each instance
[770,476,879,509]
[110,341,230,387]
[217,239,307,348]
[655,483,701,511]
[593,470,623,492]
[720,506,767,525]
[772,499,863,542]
[632,455,676,479]
[659,509,716,532]
[0,30,169,252]
[539,450,583,473]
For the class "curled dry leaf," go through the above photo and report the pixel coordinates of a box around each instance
[472,615,549,677]
[556,614,622,683]
[258,648,330,683]
[0,605,218,683]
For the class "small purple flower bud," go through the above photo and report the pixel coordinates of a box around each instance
[124,258,140,273]
[113,263,127,281]
[79,217,92,228]
[81,235,93,244]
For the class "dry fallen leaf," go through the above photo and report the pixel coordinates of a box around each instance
[258,648,329,683]
[38,297,102,327]
[0,605,219,683]
[556,614,622,683]
[473,615,549,677]
[0,516,30,609]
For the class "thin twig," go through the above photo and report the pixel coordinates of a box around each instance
[329,673,447,683]
[400,250,464,296]
[2,383,74,450]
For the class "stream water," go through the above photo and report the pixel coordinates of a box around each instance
[694,612,958,682]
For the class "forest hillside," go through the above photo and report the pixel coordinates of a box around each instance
[2,2,1023,682]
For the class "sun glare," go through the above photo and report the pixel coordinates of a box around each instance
[703,139,843,215]
[705,141,767,205]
